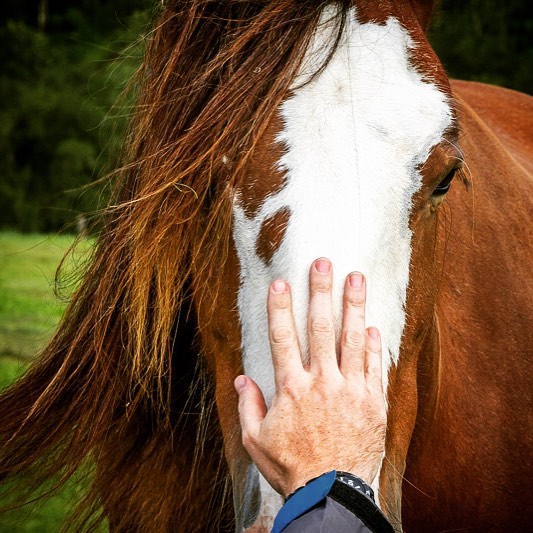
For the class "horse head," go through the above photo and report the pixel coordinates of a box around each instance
[0,2,483,532]
[187,1,463,530]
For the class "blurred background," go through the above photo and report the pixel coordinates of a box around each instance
[1,0,531,236]
[0,0,531,530]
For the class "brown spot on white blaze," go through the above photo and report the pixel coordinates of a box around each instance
[255,207,291,266]
[354,1,392,25]
[355,0,436,31]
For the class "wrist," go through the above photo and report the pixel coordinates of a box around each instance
[274,471,394,533]
[282,466,334,499]
[284,471,329,501]
[286,470,375,503]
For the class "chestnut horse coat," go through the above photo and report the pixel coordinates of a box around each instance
[402,80,533,532]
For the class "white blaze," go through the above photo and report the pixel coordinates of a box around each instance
[232,6,452,529]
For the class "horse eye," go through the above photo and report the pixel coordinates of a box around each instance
[433,168,457,196]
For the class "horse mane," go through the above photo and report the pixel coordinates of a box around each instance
[0,1,350,530]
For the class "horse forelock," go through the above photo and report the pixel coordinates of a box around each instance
[231,4,454,530]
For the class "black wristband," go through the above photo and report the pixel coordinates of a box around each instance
[329,474,394,533]
[335,471,375,502]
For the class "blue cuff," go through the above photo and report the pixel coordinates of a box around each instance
[271,470,336,533]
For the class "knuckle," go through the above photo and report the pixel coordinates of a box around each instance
[310,317,334,336]
[344,293,365,307]
[311,280,331,293]
[343,330,365,350]
[367,349,382,362]
[270,295,290,310]
[278,375,300,396]
[368,400,387,428]
[241,430,256,450]
[366,367,381,382]
[271,326,294,345]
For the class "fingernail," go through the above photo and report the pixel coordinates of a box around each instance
[349,272,363,289]
[234,375,247,393]
[272,279,287,293]
[368,327,380,340]
[315,258,331,273]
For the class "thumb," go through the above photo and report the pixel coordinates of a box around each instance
[234,375,267,443]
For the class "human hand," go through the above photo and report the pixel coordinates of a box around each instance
[234,258,387,498]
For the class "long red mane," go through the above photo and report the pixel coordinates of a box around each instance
[0,1,352,530]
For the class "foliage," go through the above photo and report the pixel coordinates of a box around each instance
[0,474,105,533]
[430,0,532,92]
[0,1,530,234]
[0,4,151,233]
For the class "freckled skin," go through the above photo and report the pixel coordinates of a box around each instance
[236,262,386,498]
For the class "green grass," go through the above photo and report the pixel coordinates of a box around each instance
[0,476,96,533]
[0,231,103,532]
[0,232,85,368]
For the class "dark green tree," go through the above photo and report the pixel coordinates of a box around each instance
[0,1,530,232]
[0,3,151,232]
[430,0,532,93]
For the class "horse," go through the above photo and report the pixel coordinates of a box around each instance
[1,1,531,532]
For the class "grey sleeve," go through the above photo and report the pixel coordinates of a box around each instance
[282,496,374,533]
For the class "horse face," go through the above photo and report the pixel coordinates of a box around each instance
[194,4,460,531]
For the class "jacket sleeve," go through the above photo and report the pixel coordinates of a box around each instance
[271,471,394,533]
[282,495,380,532]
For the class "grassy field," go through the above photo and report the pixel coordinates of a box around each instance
[1,232,68,382]
[0,231,101,532]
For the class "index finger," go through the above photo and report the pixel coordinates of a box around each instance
[267,279,304,386]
